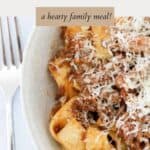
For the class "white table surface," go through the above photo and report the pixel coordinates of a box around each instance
[0,17,37,150]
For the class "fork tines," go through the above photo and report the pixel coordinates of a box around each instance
[0,17,23,69]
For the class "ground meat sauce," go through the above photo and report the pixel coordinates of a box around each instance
[72,97,98,128]
[51,18,150,150]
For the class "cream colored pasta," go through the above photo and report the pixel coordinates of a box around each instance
[49,17,150,150]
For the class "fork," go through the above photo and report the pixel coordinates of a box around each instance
[0,16,23,150]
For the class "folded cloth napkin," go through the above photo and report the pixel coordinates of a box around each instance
[0,88,36,150]
[0,87,7,150]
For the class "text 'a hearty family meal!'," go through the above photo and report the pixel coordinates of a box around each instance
[48,17,150,150]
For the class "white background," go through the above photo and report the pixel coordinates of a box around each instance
[0,0,149,16]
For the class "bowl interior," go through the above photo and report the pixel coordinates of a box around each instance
[21,27,62,150]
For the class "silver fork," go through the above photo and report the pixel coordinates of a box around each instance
[0,16,23,150]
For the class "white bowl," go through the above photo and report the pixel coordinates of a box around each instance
[21,27,62,150]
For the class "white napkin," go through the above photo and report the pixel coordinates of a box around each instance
[13,89,37,150]
[0,87,7,150]
[0,88,37,150]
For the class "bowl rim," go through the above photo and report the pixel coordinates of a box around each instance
[20,27,40,150]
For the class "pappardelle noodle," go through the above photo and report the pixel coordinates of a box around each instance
[48,17,150,150]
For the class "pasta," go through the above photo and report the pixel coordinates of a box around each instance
[48,17,150,150]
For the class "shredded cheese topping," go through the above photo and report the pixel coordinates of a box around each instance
[50,17,150,150]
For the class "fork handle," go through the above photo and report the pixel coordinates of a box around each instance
[6,100,15,150]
